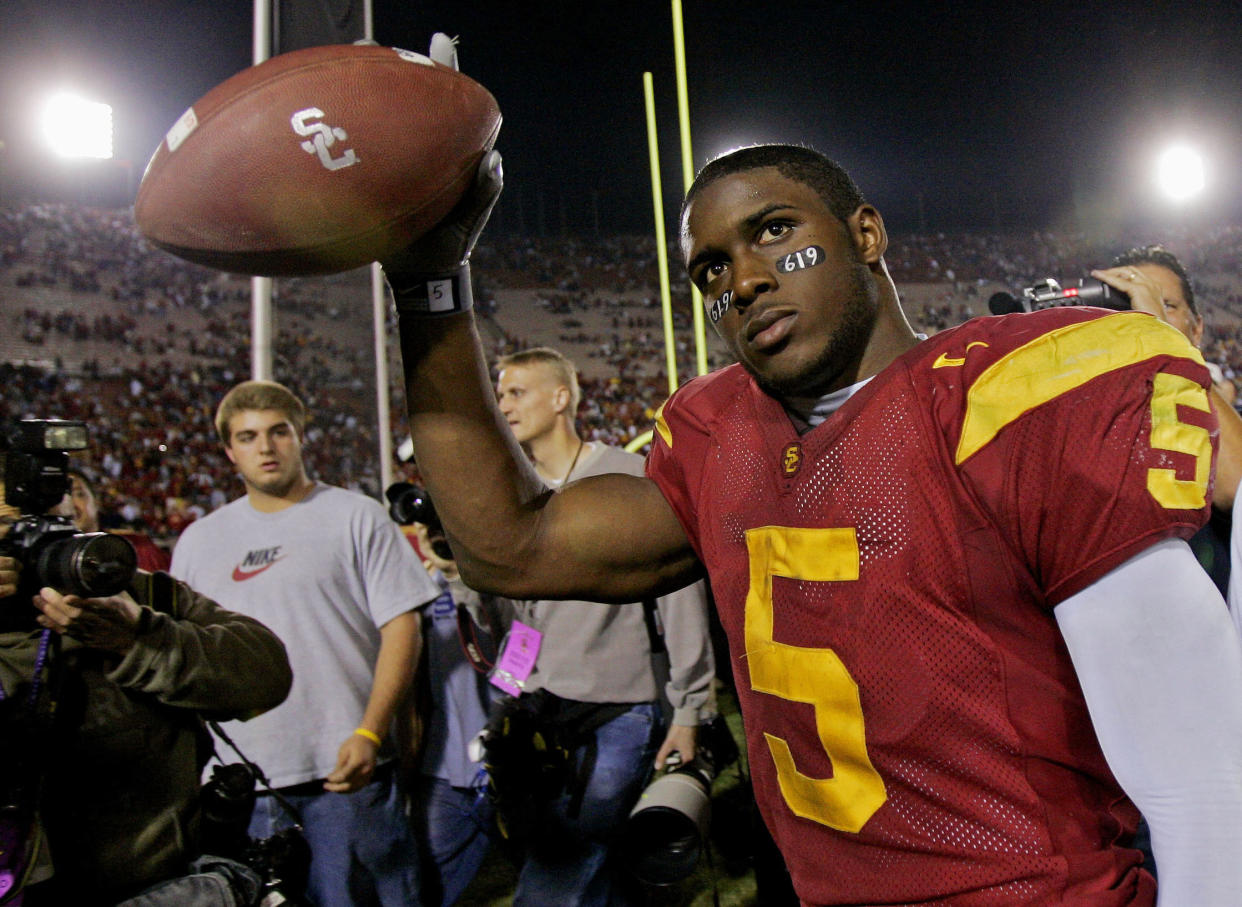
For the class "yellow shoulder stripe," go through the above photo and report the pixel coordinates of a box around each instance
[956,313,1205,464]
[653,401,673,449]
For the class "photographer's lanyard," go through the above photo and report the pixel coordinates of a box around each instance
[0,630,54,708]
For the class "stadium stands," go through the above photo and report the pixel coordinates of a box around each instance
[3,202,1240,551]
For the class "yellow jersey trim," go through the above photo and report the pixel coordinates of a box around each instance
[956,313,1205,464]
[933,341,990,369]
[654,401,673,449]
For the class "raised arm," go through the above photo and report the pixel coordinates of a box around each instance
[395,309,700,602]
[381,32,700,602]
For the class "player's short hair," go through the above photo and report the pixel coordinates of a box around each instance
[215,380,307,445]
[495,347,582,413]
[1111,244,1199,320]
[683,143,867,226]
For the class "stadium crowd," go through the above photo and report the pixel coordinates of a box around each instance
[2,201,1241,553]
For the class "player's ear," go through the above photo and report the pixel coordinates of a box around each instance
[848,204,888,265]
[552,385,570,414]
[223,444,237,465]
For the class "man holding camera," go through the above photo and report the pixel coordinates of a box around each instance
[0,531,293,905]
[487,347,715,905]
[170,379,437,906]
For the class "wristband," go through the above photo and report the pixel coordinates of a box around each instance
[353,727,383,746]
[389,264,473,316]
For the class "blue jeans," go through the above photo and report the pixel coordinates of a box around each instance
[413,774,495,906]
[514,701,663,907]
[248,765,420,907]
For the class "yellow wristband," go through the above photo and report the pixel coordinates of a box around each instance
[353,727,383,746]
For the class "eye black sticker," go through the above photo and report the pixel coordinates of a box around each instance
[776,246,825,273]
[708,290,733,324]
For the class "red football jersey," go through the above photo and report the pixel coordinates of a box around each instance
[647,308,1215,905]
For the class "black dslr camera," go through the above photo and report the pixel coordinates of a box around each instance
[1,420,136,610]
[988,277,1131,315]
[385,481,440,529]
[200,762,311,903]
[385,481,454,560]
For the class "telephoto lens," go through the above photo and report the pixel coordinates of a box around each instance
[621,756,714,885]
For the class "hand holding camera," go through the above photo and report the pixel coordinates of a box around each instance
[32,586,143,654]
[1,420,137,627]
[653,722,698,770]
[1090,266,1166,320]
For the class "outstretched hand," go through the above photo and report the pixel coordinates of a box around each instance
[380,149,504,280]
[381,32,503,285]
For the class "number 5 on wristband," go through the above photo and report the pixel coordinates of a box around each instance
[745,525,887,832]
[390,265,473,316]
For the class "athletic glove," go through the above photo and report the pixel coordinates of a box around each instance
[381,33,503,315]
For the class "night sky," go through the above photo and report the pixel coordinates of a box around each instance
[3,0,1242,237]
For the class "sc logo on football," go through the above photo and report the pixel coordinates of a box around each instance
[291,108,359,171]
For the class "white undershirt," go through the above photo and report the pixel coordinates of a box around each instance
[1229,477,1242,625]
[785,377,873,428]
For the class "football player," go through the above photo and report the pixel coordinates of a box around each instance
[384,115,1242,904]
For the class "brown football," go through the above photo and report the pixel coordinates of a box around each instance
[134,44,501,276]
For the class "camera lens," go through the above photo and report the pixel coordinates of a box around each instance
[385,482,441,529]
[622,766,712,885]
[34,531,138,598]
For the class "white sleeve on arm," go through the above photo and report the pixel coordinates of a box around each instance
[1230,480,1242,624]
[1055,538,1242,906]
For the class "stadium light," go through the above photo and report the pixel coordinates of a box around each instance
[41,93,114,160]
[1154,144,1205,202]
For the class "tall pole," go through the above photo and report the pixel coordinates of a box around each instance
[371,261,393,497]
[363,0,394,499]
[671,0,708,377]
[251,0,274,381]
[644,72,679,397]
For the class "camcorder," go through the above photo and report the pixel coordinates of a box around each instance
[385,481,454,560]
[0,420,136,624]
[199,762,311,904]
[621,714,740,885]
[988,277,1131,316]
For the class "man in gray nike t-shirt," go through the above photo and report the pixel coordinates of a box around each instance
[171,379,438,906]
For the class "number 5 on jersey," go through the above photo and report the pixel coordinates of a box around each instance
[745,526,887,832]
[1147,372,1212,509]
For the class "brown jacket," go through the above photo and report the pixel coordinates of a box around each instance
[0,571,291,905]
